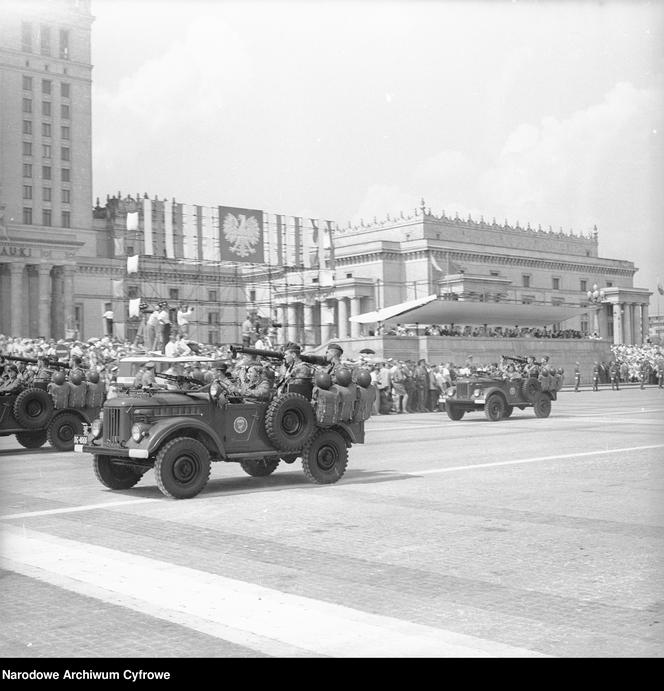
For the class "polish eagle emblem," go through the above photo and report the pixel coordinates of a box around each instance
[222,212,261,257]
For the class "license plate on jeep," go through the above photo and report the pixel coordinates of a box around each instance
[74,435,88,445]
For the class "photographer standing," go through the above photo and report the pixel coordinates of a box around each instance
[177,304,195,337]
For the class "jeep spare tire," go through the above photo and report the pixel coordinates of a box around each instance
[521,377,541,402]
[12,388,54,429]
[264,392,316,451]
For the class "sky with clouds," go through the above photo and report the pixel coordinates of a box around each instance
[89,0,664,312]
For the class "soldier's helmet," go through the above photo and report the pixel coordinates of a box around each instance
[335,367,353,387]
[314,370,332,390]
[191,368,204,382]
[356,368,372,388]
[52,370,66,386]
[87,371,100,384]
[70,370,84,386]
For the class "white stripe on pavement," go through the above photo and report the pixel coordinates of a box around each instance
[2,526,547,658]
[0,498,159,520]
[410,444,664,475]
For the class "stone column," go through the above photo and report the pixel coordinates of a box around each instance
[62,264,75,339]
[598,304,609,340]
[623,303,633,345]
[337,297,348,339]
[38,264,53,339]
[9,263,25,336]
[631,303,640,346]
[287,303,298,345]
[612,303,623,345]
[350,296,362,338]
[303,303,315,347]
[641,303,649,344]
[319,300,332,344]
[277,304,288,345]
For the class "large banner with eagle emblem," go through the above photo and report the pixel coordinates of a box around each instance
[218,206,264,263]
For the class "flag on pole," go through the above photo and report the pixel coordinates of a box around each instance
[430,254,444,273]
[218,206,265,263]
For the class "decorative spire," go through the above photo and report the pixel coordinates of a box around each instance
[420,197,426,215]
[593,224,598,240]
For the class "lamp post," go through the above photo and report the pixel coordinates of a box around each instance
[586,284,605,337]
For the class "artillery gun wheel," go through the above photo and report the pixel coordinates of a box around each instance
[302,429,348,484]
[12,388,53,429]
[154,436,211,499]
[94,456,143,490]
[16,430,48,449]
[240,458,280,476]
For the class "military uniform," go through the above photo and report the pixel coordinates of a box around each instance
[609,363,620,391]
[640,362,650,389]
[574,363,581,392]
[592,363,600,391]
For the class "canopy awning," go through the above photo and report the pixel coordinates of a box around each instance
[350,294,585,327]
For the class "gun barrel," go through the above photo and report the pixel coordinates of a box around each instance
[301,353,327,367]
[231,345,285,360]
[2,354,39,364]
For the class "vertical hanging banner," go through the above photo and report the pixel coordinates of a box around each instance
[164,199,175,259]
[293,216,302,267]
[126,211,138,231]
[218,206,264,263]
[325,220,336,269]
[182,204,199,260]
[276,214,285,267]
[201,206,219,262]
[113,236,125,256]
[112,279,125,297]
[143,197,153,256]
[127,255,139,274]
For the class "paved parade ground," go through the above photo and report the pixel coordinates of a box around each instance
[1,387,663,660]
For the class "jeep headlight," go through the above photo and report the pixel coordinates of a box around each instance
[473,389,481,397]
[90,418,103,439]
[131,423,149,443]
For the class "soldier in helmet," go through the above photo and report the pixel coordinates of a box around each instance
[592,361,600,392]
[574,362,581,392]
[275,342,312,395]
[609,361,620,391]
[240,365,273,402]
[324,343,344,380]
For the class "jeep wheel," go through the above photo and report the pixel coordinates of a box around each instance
[533,393,552,418]
[445,402,465,420]
[504,405,514,418]
[12,388,53,429]
[155,437,210,499]
[16,430,48,449]
[94,456,143,490]
[240,458,280,476]
[302,429,348,484]
[484,394,506,421]
[265,393,316,451]
[47,412,83,451]
[521,377,541,402]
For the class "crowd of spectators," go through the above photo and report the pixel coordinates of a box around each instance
[378,323,585,339]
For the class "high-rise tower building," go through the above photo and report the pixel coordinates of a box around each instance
[0,0,93,337]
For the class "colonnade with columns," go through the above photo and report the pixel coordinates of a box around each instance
[0,262,75,339]
[274,295,367,347]
[591,300,650,345]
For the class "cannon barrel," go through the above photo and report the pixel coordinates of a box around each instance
[0,354,76,368]
[231,344,327,367]
[157,371,203,385]
[502,354,528,364]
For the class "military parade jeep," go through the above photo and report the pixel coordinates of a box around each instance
[0,356,105,451]
[75,353,376,499]
[444,367,563,421]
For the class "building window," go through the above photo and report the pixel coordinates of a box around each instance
[61,147,70,161]
[42,209,52,226]
[23,120,32,135]
[61,210,71,228]
[580,315,589,333]
[490,271,499,277]
[23,207,33,224]
[522,274,530,288]
[61,82,70,98]
[580,279,587,292]
[40,25,51,56]
[41,78,51,94]
[62,189,70,203]
[60,104,70,119]
[59,29,70,59]
[208,312,219,325]
[61,125,70,140]
[249,289,256,303]
[42,165,51,180]
[208,331,219,345]
[61,167,70,182]
[43,187,51,202]
[42,101,51,116]
[606,281,613,288]
[23,163,32,177]
[552,277,560,290]
[127,285,139,299]
[22,75,33,90]
[22,98,32,113]
[23,185,32,200]
[346,273,353,279]
[169,288,179,301]
[42,144,51,158]
[23,141,32,156]
[208,290,217,302]
[42,122,51,137]
[21,22,32,52]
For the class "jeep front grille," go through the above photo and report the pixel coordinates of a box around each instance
[104,408,122,443]
[456,382,471,399]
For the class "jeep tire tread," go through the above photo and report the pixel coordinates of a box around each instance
[444,402,465,420]
[533,393,552,418]
[302,429,348,484]
[240,458,280,476]
[521,377,542,402]
[94,455,143,490]
[484,393,506,421]
[12,388,53,429]
[47,412,83,451]
[16,430,48,449]
[154,436,211,499]
[264,393,316,451]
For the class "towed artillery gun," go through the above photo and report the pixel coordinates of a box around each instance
[76,349,376,499]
